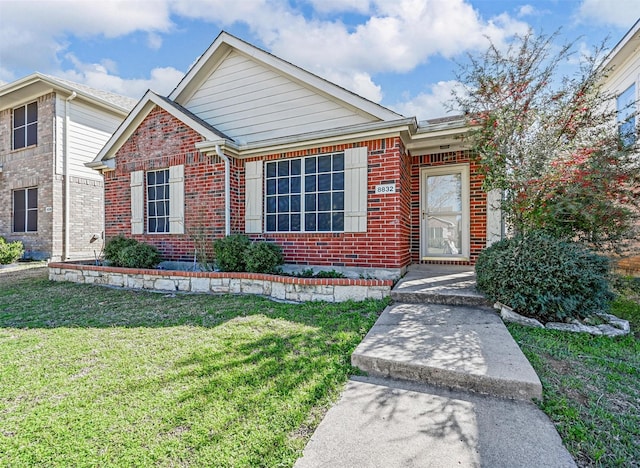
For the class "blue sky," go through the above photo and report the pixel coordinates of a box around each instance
[1,0,639,120]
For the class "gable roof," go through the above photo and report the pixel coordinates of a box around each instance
[601,19,640,72]
[169,31,403,122]
[88,90,232,170]
[0,72,137,114]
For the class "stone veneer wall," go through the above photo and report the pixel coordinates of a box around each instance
[48,262,393,303]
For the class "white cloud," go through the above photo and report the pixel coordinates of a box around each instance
[517,5,535,17]
[58,55,184,99]
[304,0,372,14]
[577,0,640,28]
[391,80,463,120]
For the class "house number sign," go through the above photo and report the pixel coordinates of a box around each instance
[375,183,396,194]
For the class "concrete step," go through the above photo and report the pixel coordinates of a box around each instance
[391,268,492,306]
[295,377,575,468]
[351,303,542,401]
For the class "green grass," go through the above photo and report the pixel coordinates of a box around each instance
[507,281,640,467]
[0,268,386,467]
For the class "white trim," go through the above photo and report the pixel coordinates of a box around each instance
[420,164,470,260]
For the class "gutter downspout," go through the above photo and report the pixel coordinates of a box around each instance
[214,144,231,236]
[63,91,77,260]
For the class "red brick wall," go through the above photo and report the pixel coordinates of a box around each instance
[104,106,487,268]
[410,151,486,265]
[248,137,412,270]
[104,106,229,261]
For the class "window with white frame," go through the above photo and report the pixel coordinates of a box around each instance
[147,169,170,233]
[265,153,345,232]
[617,84,636,147]
[13,187,38,232]
[13,102,38,150]
[130,165,184,235]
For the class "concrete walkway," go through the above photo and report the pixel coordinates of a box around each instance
[295,266,576,468]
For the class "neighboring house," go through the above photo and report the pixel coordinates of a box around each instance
[0,73,136,260]
[90,32,500,276]
[600,19,640,270]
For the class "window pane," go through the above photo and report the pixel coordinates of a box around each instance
[318,174,331,191]
[332,172,344,190]
[26,102,37,123]
[266,162,277,178]
[305,194,316,211]
[318,155,331,173]
[26,123,37,147]
[427,174,462,213]
[305,213,316,231]
[266,215,276,232]
[266,197,276,213]
[278,214,289,231]
[149,218,157,233]
[332,212,344,231]
[305,157,316,174]
[157,218,166,233]
[157,202,165,216]
[147,171,156,185]
[426,214,462,255]
[291,214,301,231]
[333,153,344,171]
[14,106,25,127]
[278,195,289,212]
[278,160,289,176]
[305,175,316,192]
[27,189,37,209]
[291,159,301,175]
[278,178,289,194]
[13,127,25,149]
[318,193,331,211]
[14,190,25,212]
[14,214,25,232]
[291,195,301,212]
[148,186,156,200]
[332,192,344,210]
[318,213,331,231]
[266,179,276,195]
[27,211,37,232]
[291,176,301,194]
[149,203,156,216]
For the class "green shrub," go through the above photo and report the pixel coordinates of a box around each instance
[213,234,251,272]
[315,269,345,278]
[104,236,138,265]
[475,231,613,323]
[245,241,284,274]
[0,237,24,264]
[104,236,160,269]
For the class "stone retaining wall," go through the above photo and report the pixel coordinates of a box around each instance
[48,262,393,303]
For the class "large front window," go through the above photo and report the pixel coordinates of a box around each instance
[265,153,344,232]
[13,102,38,150]
[147,169,170,233]
[13,188,38,232]
[617,84,636,147]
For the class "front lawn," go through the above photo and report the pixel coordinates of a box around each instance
[0,268,385,467]
[508,280,640,467]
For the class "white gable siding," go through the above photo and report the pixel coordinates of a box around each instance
[183,51,374,144]
[602,51,640,112]
[55,96,123,180]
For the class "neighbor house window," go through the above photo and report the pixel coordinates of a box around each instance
[147,169,170,233]
[13,188,38,232]
[617,84,636,147]
[13,102,38,150]
[265,153,344,232]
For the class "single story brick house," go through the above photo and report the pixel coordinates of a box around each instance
[88,32,501,277]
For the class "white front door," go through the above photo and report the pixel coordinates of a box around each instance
[420,164,470,259]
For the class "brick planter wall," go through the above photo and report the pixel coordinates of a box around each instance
[48,262,393,303]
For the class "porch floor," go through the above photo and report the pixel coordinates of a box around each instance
[391,264,490,306]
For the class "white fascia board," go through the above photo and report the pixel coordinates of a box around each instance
[197,118,417,158]
[169,31,403,121]
[600,19,640,72]
[92,91,223,164]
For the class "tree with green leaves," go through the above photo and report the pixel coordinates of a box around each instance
[453,30,639,252]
